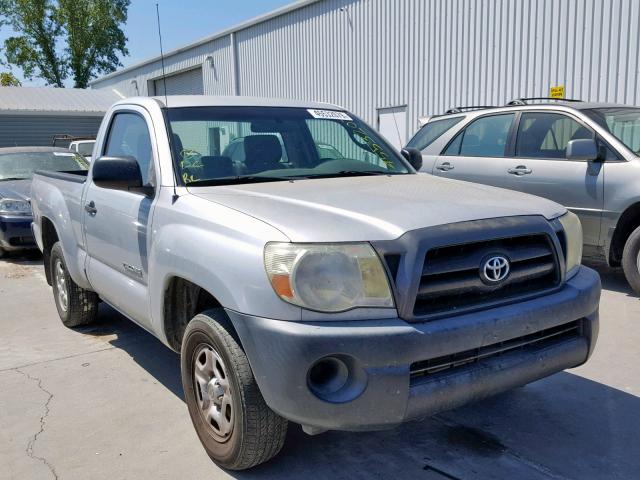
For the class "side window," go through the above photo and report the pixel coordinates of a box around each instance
[443,114,515,157]
[407,116,464,151]
[104,113,154,185]
[516,112,593,159]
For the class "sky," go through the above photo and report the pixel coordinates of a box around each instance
[0,0,295,87]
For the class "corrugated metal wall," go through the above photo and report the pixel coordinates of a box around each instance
[92,0,640,142]
[0,115,104,147]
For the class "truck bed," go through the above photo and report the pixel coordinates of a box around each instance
[33,169,88,183]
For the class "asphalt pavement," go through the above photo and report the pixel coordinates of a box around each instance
[1,253,638,480]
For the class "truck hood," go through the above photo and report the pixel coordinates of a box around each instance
[0,179,31,201]
[190,174,565,242]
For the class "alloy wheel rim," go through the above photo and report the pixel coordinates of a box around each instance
[193,344,234,441]
[54,259,68,312]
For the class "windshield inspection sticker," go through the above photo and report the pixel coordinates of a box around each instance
[307,109,353,121]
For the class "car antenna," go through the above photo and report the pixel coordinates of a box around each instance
[156,2,179,202]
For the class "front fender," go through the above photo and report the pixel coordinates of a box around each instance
[147,193,302,340]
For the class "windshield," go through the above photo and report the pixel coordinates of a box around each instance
[0,151,89,180]
[76,141,95,156]
[406,116,465,150]
[165,106,411,185]
[584,107,640,154]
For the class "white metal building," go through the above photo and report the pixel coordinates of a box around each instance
[0,87,121,147]
[90,0,640,147]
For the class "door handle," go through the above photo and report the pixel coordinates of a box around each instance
[436,162,455,171]
[508,165,532,175]
[84,201,97,216]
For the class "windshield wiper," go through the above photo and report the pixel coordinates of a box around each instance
[0,177,28,181]
[303,170,400,179]
[185,175,296,187]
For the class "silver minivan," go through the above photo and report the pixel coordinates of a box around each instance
[405,98,640,293]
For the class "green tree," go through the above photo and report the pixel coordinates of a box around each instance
[0,72,21,86]
[0,0,129,88]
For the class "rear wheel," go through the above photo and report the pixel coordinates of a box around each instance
[50,242,99,327]
[622,225,640,295]
[181,309,288,470]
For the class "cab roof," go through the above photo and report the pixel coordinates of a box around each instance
[115,95,345,111]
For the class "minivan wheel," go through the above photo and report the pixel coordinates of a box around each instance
[181,309,288,470]
[622,225,640,295]
[50,242,99,327]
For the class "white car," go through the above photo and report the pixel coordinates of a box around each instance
[69,139,95,161]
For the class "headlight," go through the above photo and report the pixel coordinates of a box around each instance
[558,211,583,279]
[264,242,394,312]
[0,198,31,216]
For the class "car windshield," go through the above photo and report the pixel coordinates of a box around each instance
[406,116,465,150]
[583,107,640,154]
[165,106,411,185]
[76,142,95,156]
[0,151,89,180]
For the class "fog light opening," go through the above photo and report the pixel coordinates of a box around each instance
[308,357,349,397]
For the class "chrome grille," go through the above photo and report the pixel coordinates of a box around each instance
[413,234,560,317]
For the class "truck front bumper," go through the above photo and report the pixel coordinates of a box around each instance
[227,266,600,432]
[0,215,36,251]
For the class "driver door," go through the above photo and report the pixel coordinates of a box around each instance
[84,108,158,327]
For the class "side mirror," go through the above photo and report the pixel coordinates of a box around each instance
[566,139,599,162]
[401,147,423,171]
[92,156,152,195]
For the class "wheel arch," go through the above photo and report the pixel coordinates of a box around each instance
[609,202,640,266]
[40,216,59,285]
[162,276,240,352]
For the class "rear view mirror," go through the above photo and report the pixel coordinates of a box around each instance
[566,139,599,162]
[401,147,423,171]
[92,156,152,195]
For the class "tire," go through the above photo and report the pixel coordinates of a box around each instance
[181,309,288,470]
[50,242,99,327]
[622,225,640,295]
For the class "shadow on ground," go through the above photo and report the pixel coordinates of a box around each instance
[585,259,635,297]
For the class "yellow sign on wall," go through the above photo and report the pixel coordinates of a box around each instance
[550,85,565,99]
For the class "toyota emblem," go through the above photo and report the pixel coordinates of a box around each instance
[481,255,510,284]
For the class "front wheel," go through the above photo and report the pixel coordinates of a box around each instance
[181,309,288,470]
[622,225,640,295]
[50,242,99,327]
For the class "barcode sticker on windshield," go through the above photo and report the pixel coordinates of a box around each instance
[307,109,352,121]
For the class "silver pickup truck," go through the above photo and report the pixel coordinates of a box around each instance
[31,96,601,470]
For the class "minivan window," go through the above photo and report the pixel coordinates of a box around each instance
[443,113,514,157]
[406,116,464,151]
[516,112,593,159]
[584,107,640,154]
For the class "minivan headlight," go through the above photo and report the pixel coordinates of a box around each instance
[264,242,394,312]
[558,211,583,279]
[0,198,31,216]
